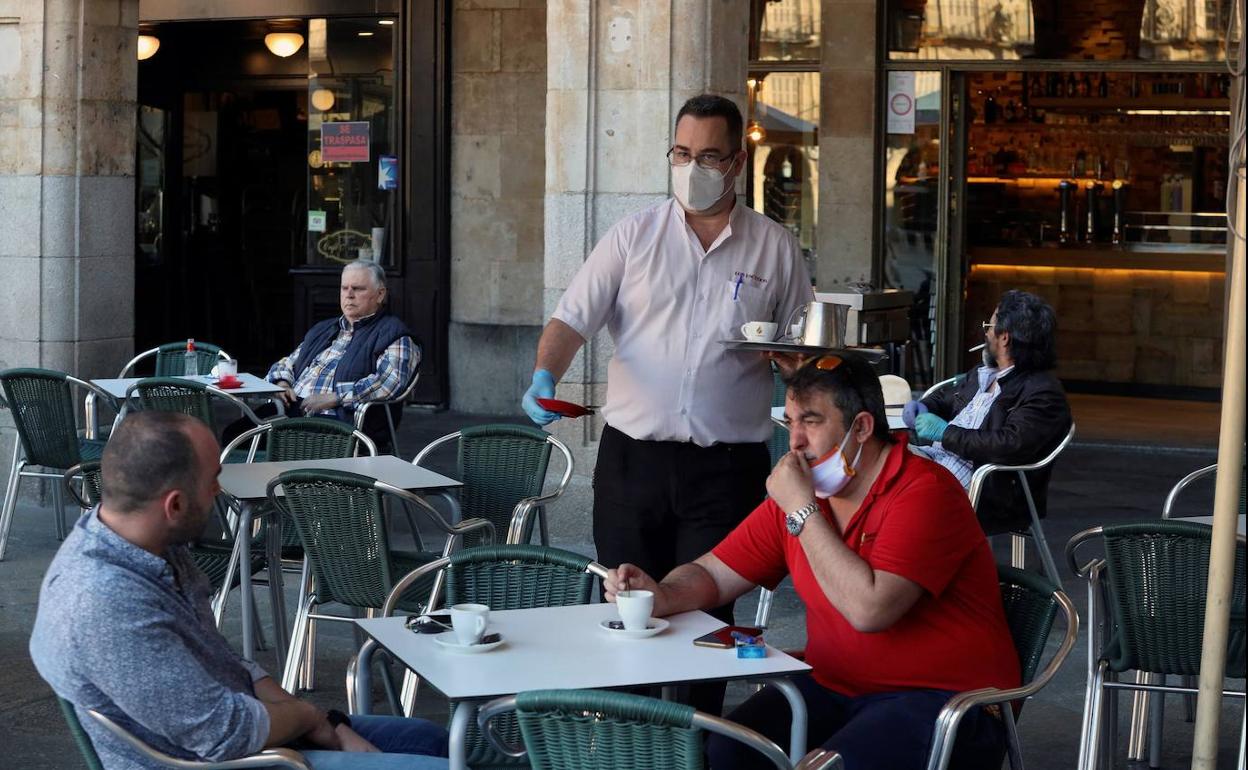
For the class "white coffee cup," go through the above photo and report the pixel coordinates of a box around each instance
[615,590,654,632]
[450,603,490,645]
[741,321,778,342]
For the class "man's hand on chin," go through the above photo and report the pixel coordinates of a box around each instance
[766,451,816,513]
[301,393,340,413]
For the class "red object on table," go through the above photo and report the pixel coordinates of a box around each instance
[535,397,594,418]
[215,377,243,389]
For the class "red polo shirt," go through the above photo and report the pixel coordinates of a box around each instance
[713,440,1020,697]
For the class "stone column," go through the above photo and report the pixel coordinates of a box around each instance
[0,0,137,474]
[544,0,748,470]
[817,0,877,287]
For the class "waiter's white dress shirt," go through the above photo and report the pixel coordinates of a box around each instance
[553,198,813,446]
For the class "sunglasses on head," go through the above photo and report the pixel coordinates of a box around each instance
[802,355,844,372]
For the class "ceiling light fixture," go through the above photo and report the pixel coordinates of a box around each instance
[137,34,160,61]
[265,31,304,57]
[311,88,336,112]
[379,19,395,26]
[358,31,375,37]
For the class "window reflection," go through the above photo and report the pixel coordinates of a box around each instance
[755,0,821,61]
[748,73,819,275]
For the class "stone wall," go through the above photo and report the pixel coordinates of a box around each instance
[0,0,137,489]
[447,0,547,412]
[817,0,878,287]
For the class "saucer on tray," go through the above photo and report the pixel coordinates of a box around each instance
[599,618,670,639]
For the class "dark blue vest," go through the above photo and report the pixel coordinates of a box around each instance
[292,311,414,422]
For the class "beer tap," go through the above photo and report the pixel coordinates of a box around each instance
[1111,180,1127,245]
[1058,180,1075,245]
[1085,180,1102,243]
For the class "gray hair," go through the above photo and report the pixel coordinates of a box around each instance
[343,260,387,290]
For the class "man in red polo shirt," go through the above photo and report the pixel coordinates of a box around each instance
[606,354,1020,769]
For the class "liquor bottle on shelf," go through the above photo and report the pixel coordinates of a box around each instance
[1078,73,1092,98]
[984,90,998,123]
[1097,73,1109,98]
[1030,73,1046,99]
[1004,99,1017,122]
[1065,73,1078,98]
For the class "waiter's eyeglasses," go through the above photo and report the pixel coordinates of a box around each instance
[667,147,736,170]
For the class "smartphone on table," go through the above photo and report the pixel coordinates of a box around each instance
[692,625,764,649]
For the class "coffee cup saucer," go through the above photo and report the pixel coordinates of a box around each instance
[599,618,670,639]
[434,634,506,654]
[214,377,243,389]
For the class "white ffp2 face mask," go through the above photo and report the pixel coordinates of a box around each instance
[671,160,733,213]
[808,423,865,499]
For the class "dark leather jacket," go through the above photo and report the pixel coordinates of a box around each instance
[921,367,1072,535]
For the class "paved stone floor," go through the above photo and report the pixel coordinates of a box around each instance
[0,406,1242,769]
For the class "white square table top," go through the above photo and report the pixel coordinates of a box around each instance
[219,455,462,501]
[91,373,284,398]
[356,603,811,701]
[1173,514,1247,535]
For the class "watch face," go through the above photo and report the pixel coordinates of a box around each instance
[785,512,803,536]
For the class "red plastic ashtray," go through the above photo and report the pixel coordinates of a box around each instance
[535,398,594,418]
[215,377,243,389]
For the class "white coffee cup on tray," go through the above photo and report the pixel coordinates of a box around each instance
[740,321,778,342]
[615,590,654,632]
[450,603,490,645]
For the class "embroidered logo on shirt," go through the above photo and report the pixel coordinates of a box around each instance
[732,271,769,289]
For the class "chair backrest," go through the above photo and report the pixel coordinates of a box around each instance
[129,377,215,427]
[0,368,85,469]
[121,341,228,378]
[267,417,371,461]
[269,469,396,608]
[64,461,104,509]
[513,689,706,770]
[444,544,599,611]
[767,368,789,467]
[58,697,106,770]
[455,424,554,540]
[997,566,1060,685]
[1100,521,1246,677]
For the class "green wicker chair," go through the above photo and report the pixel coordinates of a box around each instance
[412,424,573,547]
[117,341,231,378]
[348,545,610,769]
[267,468,495,694]
[475,689,828,770]
[921,566,1078,770]
[57,695,311,769]
[1067,521,1247,770]
[0,368,117,560]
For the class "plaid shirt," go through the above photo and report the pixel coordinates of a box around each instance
[267,314,419,415]
[914,365,1014,488]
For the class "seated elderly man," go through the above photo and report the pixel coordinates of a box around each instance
[904,289,1072,535]
[607,355,1019,770]
[31,411,449,769]
[226,260,419,452]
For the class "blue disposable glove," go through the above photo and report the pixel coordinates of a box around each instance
[901,399,928,429]
[522,369,561,426]
[914,412,949,442]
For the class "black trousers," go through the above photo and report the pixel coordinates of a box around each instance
[592,424,770,714]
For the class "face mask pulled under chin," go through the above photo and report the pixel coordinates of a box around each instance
[671,161,732,213]
[808,427,864,499]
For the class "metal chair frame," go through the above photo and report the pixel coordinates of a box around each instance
[1162,463,1220,518]
[412,427,575,546]
[347,549,610,715]
[77,702,310,769]
[117,342,233,378]
[121,377,271,433]
[0,370,119,560]
[353,370,421,456]
[921,375,1072,581]
[1066,524,1247,770]
[266,473,495,694]
[923,570,1079,770]
[475,690,843,770]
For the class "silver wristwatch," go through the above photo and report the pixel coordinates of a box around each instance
[785,501,819,537]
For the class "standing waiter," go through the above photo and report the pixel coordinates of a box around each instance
[521,95,813,652]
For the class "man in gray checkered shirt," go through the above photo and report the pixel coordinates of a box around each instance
[30,411,448,769]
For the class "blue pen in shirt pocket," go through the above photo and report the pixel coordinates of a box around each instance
[733,274,744,300]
